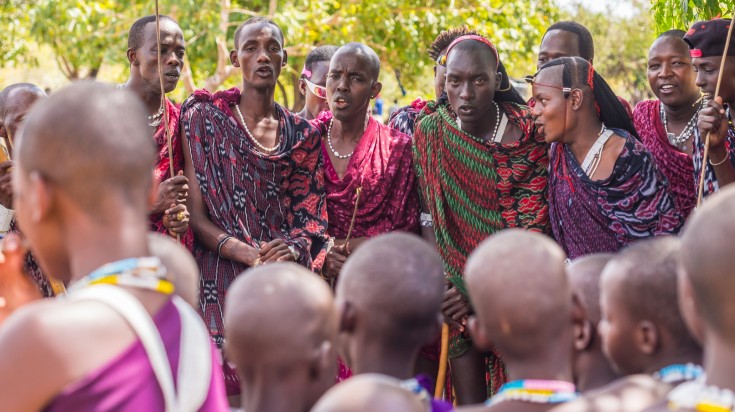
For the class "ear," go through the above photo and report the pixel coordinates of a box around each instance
[28,171,53,223]
[571,293,593,351]
[298,79,307,96]
[636,320,659,356]
[230,49,239,67]
[468,315,492,351]
[570,89,584,111]
[310,340,334,379]
[282,50,288,67]
[338,300,356,334]
[494,72,502,92]
[370,82,383,99]
[127,48,137,66]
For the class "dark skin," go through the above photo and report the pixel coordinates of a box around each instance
[647,36,701,155]
[321,45,381,281]
[297,60,331,120]
[183,21,294,268]
[537,29,587,69]
[694,55,735,188]
[124,20,190,233]
[531,66,625,182]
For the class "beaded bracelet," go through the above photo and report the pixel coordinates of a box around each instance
[217,235,234,257]
[710,152,730,166]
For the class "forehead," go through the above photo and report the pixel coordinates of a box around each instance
[534,65,563,87]
[649,37,690,59]
[445,48,495,75]
[4,90,42,115]
[238,22,283,45]
[692,55,722,67]
[330,50,370,73]
[310,61,331,83]
[142,20,184,45]
[540,30,580,55]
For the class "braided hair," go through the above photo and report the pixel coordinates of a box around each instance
[537,56,638,138]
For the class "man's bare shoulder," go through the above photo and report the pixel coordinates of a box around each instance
[549,375,671,412]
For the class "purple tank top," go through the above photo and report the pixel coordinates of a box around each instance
[44,299,228,411]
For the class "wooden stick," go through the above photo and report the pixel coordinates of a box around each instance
[155,0,180,242]
[435,323,450,399]
[344,186,363,245]
[697,13,735,207]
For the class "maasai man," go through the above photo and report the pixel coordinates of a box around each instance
[634,30,702,218]
[312,374,428,412]
[0,82,227,411]
[529,56,684,260]
[684,19,735,195]
[655,186,735,412]
[335,233,452,412]
[567,254,620,393]
[413,34,549,403]
[0,83,54,297]
[316,43,419,280]
[121,15,192,245]
[296,45,337,120]
[180,16,328,396]
[224,263,337,412]
[460,230,577,411]
[388,26,477,137]
[552,237,703,412]
[536,21,633,118]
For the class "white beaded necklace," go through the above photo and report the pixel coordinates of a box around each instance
[668,380,735,411]
[233,103,280,153]
[660,99,703,150]
[457,101,502,142]
[326,112,370,159]
[580,124,613,177]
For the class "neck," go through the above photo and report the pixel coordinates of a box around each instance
[663,96,701,123]
[333,112,368,144]
[297,108,314,121]
[642,348,703,375]
[241,369,312,412]
[575,352,619,393]
[64,206,151,283]
[349,337,416,380]
[460,102,497,141]
[504,344,574,385]
[240,84,275,121]
[125,75,163,116]
[702,334,735,392]
[566,114,604,164]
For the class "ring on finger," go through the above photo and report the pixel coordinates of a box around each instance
[176,211,185,221]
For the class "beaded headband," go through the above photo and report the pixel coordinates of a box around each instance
[444,34,500,70]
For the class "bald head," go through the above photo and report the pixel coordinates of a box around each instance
[225,262,336,369]
[568,253,614,325]
[465,229,569,359]
[337,233,444,347]
[311,374,426,412]
[334,42,381,81]
[16,82,154,220]
[0,83,46,140]
[681,186,735,342]
[147,233,198,308]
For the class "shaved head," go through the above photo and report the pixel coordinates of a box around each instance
[465,229,569,359]
[0,83,46,140]
[681,186,735,342]
[334,42,381,81]
[16,81,155,219]
[224,262,337,406]
[311,374,425,412]
[568,253,614,325]
[336,233,444,351]
[148,233,198,308]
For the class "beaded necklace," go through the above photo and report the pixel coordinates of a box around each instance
[660,99,703,150]
[654,363,704,384]
[668,381,735,412]
[233,103,280,153]
[457,101,502,143]
[326,112,370,159]
[67,257,174,295]
[580,124,612,177]
[487,379,579,405]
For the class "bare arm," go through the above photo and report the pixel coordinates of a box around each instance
[180,123,258,266]
[699,97,735,188]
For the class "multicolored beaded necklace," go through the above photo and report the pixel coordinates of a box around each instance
[486,380,579,405]
[654,363,704,384]
[668,381,735,412]
[67,257,174,295]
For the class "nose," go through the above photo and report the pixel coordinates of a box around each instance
[166,51,182,68]
[336,75,349,93]
[459,82,474,102]
[256,47,271,63]
[695,70,707,89]
[658,62,672,78]
[531,99,542,117]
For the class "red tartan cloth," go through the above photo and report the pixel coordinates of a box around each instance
[313,114,420,239]
[149,98,194,250]
[181,88,328,395]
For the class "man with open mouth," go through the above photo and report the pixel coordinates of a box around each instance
[119,15,192,249]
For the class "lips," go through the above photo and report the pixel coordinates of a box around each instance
[535,122,545,136]
[457,104,475,116]
[164,71,180,80]
[255,65,274,76]
[332,94,351,109]
[659,84,676,95]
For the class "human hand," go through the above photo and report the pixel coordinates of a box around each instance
[698,97,730,149]
[323,243,348,280]
[442,284,472,333]
[0,233,40,324]
[154,171,188,214]
[163,203,189,237]
[258,239,296,264]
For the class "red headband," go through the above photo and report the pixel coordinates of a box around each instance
[445,35,500,70]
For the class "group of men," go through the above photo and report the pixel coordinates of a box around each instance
[0,9,734,412]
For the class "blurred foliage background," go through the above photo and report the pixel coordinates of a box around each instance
[0,0,731,110]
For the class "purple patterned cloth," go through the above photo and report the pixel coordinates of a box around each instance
[549,128,685,259]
